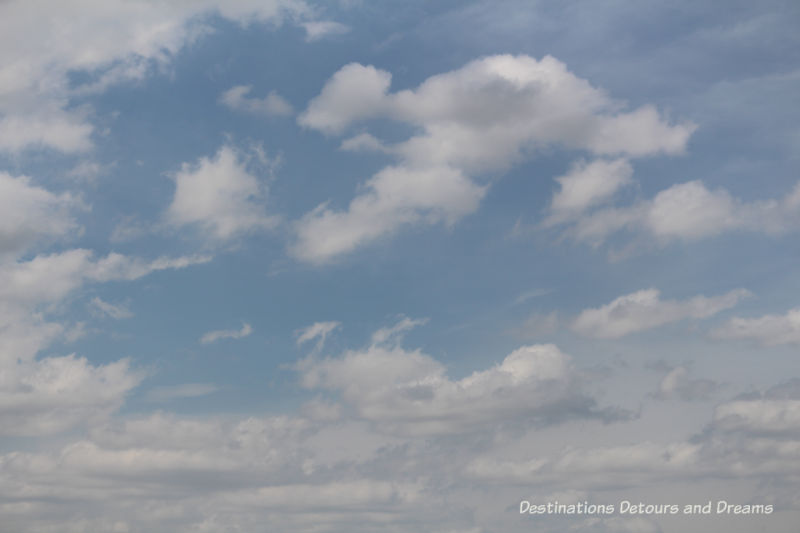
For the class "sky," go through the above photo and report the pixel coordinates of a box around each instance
[0,1,799,532]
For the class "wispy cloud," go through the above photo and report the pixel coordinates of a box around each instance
[89,297,133,319]
[200,323,253,344]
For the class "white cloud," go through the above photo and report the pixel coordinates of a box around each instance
[710,308,800,345]
[302,20,350,42]
[0,248,209,437]
[0,249,211,307]
[0,109,94,153]
[0,171,83,258]
[545,158,633,224]
[89,297,133,320]
[713,399,800,435]
[0,0,312,153]
[556,180,800,248]
[339,132,390,153]
[298,63,392,134]
[370,316,428,345]
[0,355,141,436]
[220,85,294,116]
[200,323,253,344]
[166,144,279,242]
[144,383,219,403]
[295,321,340,351]
[293,55,693,263]
[572,288,750,339]
[299,55,693,161]
[291,165,486,264]
[299,339,608,435]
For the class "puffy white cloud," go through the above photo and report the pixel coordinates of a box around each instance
[0,171,83,258]
[299,55,693,162]
[572,288,750,339]
[0,355,141,436]
[556,180,800,247]
[299,340,610,435]
[294,55,693,263]
[166,145,279,242]
[0,109,94,153]
[710,308,800,345]
[200,323,253,344]
[291,164,486,264]
[545,158,633,224]
[298,63,392,134]
[0,249,209,436]
[220,85,293,117]
[0,0,311,153]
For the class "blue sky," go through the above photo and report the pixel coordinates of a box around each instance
[1,1,799,532]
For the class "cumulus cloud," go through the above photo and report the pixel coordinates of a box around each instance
[200,323,253,344]
[0,355,142,436]
[298,55,693,160]
[571,288,750,339]
[166,144,279,242]
[293,54,694,263]
[292,164,486,263]
[298,338,613,435]
[220,85,294,117]
[710,308,800,345]
[554,179,800,248]
[0,171,83,257]
[0,249,209,436]
[0,0,312,153]
[544,158,633,224]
